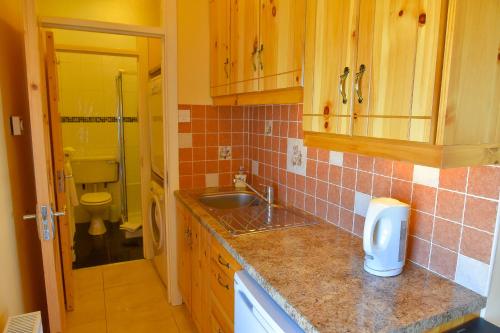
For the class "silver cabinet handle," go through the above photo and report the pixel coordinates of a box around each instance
[258,44,264,70]
[53,211,66,217]
[354,64,366,103]
[339,67,350,104]
[217,273,230,290]
[23,214,37,221]
[223,58,229,79]
[217,254,230,269]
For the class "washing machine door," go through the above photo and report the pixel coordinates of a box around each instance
[148,193,164,254]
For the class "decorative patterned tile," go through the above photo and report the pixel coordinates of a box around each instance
[286,138,307,176]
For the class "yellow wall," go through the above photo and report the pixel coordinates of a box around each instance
[52,29,138,51]
[37,0,162,27]
[0,94,23,329]
[177,0,212,105]
[0,0,32,328]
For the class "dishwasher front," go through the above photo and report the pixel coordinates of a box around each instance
[234,270,304,333]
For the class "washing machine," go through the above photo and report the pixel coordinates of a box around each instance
[148,180,168,286]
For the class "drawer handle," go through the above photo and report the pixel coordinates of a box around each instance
[217,254,230,269]
[339,66,350,104]
[354,64,366,103]
[223,58,229,79]
[217,273,230,290]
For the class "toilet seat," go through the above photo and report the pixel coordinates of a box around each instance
[81,192,112,205]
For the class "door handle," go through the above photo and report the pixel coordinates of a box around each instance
[339,67,350,104]
[354,64,366,103]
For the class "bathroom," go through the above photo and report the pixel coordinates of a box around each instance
[52,28,163,269]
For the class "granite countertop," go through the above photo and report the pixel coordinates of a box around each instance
[174,188,487,333]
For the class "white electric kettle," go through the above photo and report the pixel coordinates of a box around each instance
[363,198,410,277]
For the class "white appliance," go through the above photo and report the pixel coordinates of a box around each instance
[235,270,304,333]
[148,74,164,179]
[148,180,168,285]
[363,198,410,277]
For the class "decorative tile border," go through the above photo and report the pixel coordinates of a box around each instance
[61,116,138,123]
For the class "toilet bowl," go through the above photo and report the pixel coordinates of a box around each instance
[81,192,112,235]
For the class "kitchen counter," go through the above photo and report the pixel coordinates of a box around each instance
[175,188,487,333]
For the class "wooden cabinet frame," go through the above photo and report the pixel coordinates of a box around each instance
[303,0,500,168]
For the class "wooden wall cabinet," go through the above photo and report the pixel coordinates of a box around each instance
[176,201,241,333]
[210,0,306,105]
[303,0,500,168]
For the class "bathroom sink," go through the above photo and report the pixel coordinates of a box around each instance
[198,192,263,209]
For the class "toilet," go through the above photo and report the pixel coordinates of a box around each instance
[71,156,119,236]
[80,192,113,235]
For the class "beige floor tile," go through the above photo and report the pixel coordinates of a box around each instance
[107,316,179,333]
[67,289,106,327]
[102,259,159,289]
[172,305,198,333]
[73,266,103,296]
[104,281,169,319]
[66,320,107,333]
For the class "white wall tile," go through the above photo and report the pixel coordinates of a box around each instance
[354,192,372,217]
[287,138,307,176]
[178,133,192,148]
[178,109,191,123]
[455,254,490,296]
[329,151,344,166]
[413,165,440,188]
[252,160,259,176]
[205,173,219,187]
[264,120,273,136]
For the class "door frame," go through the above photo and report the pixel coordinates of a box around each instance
[27,1,182,321]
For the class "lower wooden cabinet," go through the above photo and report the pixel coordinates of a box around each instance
[176,202,241,333]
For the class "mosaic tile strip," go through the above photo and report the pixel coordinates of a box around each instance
[61,116,138,123]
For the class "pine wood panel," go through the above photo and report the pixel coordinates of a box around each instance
[437,0,500,146]
[304,0,358,135]
[23,0,67,331]
[210,0,231,96]
[176,203,192,311]
[190,220,202,331]
[353,0,444,142]
[259,0,305,90]
[44,31,75,312]
[230,0,260,94]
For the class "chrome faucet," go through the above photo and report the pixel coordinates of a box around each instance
[233,179,274,205]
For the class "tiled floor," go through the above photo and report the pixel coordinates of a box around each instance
[73,221,144,269]
[67,259,197,333]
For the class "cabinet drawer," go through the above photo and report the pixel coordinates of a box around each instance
[210,297,233,333]
[210,262,235,322]
[211,239,241,277]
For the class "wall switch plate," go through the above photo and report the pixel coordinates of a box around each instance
[10,116,23,136]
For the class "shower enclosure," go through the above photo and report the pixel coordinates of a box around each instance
[115,70,141,225]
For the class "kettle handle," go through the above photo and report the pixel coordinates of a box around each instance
[363,209,384,255]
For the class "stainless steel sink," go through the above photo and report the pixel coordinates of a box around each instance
[194,190,319,236]
[198,192,263,209]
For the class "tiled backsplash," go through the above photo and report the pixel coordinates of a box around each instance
[178,103,499,296]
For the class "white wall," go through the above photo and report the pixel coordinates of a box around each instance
[0,93,24,329]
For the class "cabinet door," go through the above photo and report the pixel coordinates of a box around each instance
[210,0,231,96]
[259,0,306,90]
[230,0,260,94]
[176,204,192,311]
[352,0,446,142]
[190,221,202,331]
[303,0,358,135]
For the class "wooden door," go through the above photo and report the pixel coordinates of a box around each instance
[44,31,75,313]
[258,0,306,90]
[210,0,231,96]
[302,0,359,135]
[176,203,192,310]
[352,0,446,142]
[22,0,66,331]
[230,0,260,94]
